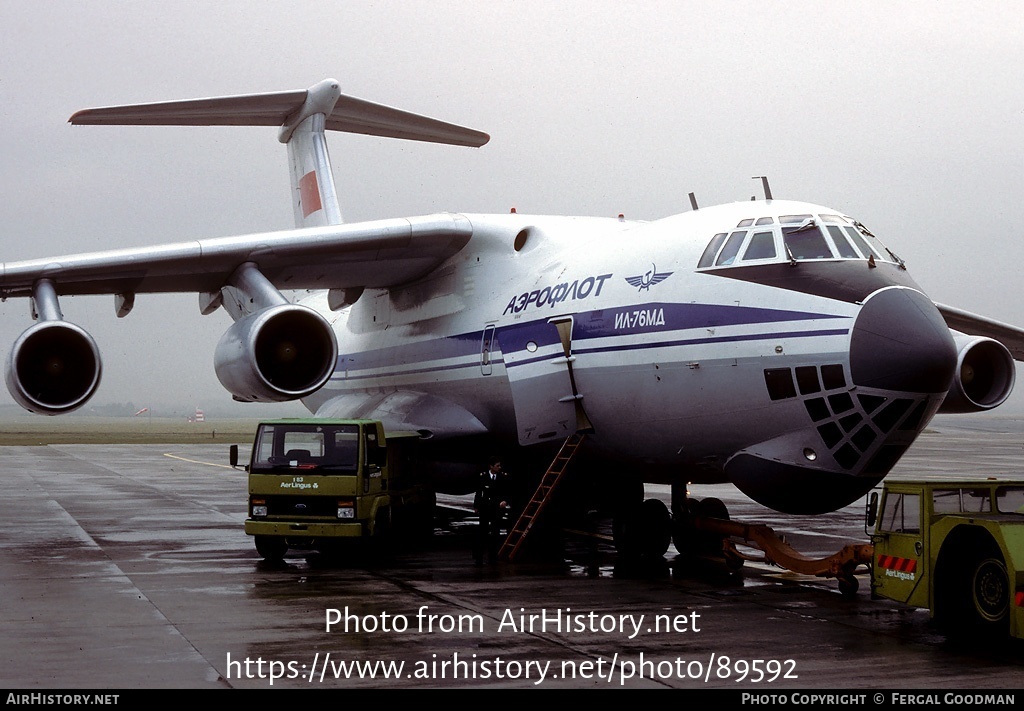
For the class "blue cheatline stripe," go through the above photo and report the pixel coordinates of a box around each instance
[331,327,850,382]
[331,300,849,375]
[502,328,850,369]
[331,357,504,382]
[580,302,848,339]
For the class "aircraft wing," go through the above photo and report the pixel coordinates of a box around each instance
[935,302,1024,361]
[0,213,473,300]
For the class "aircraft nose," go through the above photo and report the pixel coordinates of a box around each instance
[849,288,957,394]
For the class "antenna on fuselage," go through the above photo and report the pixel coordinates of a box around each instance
[752,176,773,201]
[688,192,699,210]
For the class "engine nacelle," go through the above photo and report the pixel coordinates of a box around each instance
[938,334,1016,413]
[5,321,102,415]
[214,304,338,402]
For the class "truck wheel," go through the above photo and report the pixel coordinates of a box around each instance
[971,556,1009,628]
[255,536,287,562]
[374,508,392,538]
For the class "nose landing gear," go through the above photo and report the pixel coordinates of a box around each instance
[610,484,872,595]
[612,498,671,559]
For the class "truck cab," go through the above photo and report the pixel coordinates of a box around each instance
[870,479,1024,639]
[241,419,433,561]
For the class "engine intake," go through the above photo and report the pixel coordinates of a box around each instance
[938,334,1016,413]
[214,304,338,402]
[5,321,102,415]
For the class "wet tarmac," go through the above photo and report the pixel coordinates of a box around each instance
[1,416,1023,689]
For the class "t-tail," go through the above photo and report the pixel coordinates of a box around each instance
[70,78,490,229]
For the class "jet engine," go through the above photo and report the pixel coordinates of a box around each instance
[214,303,338,402]
[5,320,102,415]
[938,334,1016,413]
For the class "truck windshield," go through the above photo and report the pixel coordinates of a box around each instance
[252,424,360,473]
[996,486,1024,514]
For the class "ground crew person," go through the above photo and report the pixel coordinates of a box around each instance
[474,456,510,565]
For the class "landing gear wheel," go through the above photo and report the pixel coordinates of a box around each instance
[698,497,729,521]
[677,497,731,559]
[972,556,1009,628]
[613,498,671,559]
[255,536,287,562]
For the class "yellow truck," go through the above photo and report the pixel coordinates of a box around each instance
[869,478,1024,639]
[235,419,434,561]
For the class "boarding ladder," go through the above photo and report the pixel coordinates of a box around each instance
[500,432,587,562]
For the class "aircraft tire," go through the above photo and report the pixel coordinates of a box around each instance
[698,497,729,521]
[255,535,287,562]
[676,497,731,559]
[613,498,671,559]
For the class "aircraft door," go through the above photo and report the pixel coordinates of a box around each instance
[501,315,592,445]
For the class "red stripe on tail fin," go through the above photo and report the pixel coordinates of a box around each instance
[299,171,322,218]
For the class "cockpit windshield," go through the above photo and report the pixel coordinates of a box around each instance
[696,213,899,270]
[781,215,832,259]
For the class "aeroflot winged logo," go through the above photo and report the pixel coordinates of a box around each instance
[625,264,673,291]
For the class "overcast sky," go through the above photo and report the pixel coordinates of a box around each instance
[0,2,1022,416]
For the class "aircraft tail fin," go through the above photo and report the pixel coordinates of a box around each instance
[70,78,489,229]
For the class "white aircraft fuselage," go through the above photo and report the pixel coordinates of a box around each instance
[301,200,958,514]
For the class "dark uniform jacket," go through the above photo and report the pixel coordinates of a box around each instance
[474,470,509,519]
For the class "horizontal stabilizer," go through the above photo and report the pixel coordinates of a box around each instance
[69,78,490,147]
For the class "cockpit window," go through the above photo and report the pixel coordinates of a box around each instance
[715,231,747,266]
[742,231,776,260]
[783,221,833,259]
[698,232,728,268]
[826,225,861,259]
[843,226,880,259]
[844,218,901,263]
[696,212,900,270]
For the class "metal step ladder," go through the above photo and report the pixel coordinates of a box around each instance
[499,432,587,561]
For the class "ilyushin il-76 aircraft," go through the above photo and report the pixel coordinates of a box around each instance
[4,79,1023,555]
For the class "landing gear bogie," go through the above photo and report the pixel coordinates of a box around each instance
[613,498,671,559]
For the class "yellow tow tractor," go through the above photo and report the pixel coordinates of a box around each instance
[867,478,1024,639]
